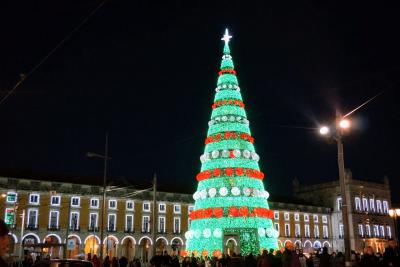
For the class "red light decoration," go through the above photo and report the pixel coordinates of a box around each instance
[204,132,254,145]
[218,69,237,76]
[196,168,264,181]
[212,99,245,109]
[189,207,274,221]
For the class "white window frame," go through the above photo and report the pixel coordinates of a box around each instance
[126,200,134,211]
[159,203,166,213]
[337,197,342,211]
[142,215,150,232]
[373,225,379,237]
[90,198,100,209]
[4,208,15,225]
[305,224,310,238]
[383,201,389,214]
[174,217,181,233]
[48,210,59,228]
[89,212,98,229]
[274,211,279,220]
[174,204,181,214]
[50,196,61,206]
[379,225,385,237]
[366,225,371,237]
[108,199,117,210]
[284,212,289,221]
[362,197,369,212]
[358,224,364,237]
[108,214,116,231]
[27,208,38,227]
[339,224,344,238]
[313,214,319,223]
[295,224,301,237]
[304,214,309,222]
[284,223,290,237]
[158,216,166,233]
[71,197,80,207]
[323,225,329,238]
[70,211,80,229]
[386,226,392,238]
[125,214,134,232]
[6,192,18,203]
[314,225,320,238]
[143,202,151,212]
[29,194,40,205]
[322,215,328,224]
[294,213,300,221]
[369,198,375,212]
[188,205,194,214]
[274,223,280,232]
[355,197,361,211]
[377,200,383,213]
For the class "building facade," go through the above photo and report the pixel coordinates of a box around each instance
[293,171,394,253]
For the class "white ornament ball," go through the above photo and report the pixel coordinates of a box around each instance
[219,187,228,197]
[264,191,270,199]
[229,116,235,122]
[211,150,220,159]
[215,88,220,92]
[200,189,207,199]
[228,84,233,88]
[253,189,259,197]
[222,84,227,88]
[194,229,201,239]
[233,149,241,158]
[251,152,260,161]
[203,228,211,238]
[204,152,210,160]
[265,228,273,238]
[185,230,193,239]
[193,192,199,200]
[222,150,230,158]
[222,116,228,122]
[272,228,280,238]
[215,117,221,122]
[243,187,251,196]
[243,150,251,159]
[236,116,242,121]
[213,228,222,238]
[208,188,217,198]
[231,187,240,196]
[258,228,266,236]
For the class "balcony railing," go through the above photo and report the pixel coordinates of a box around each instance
[47,226,60,231]
[107,227,116,232]
[88,227,99,232]
[141,230,150,234]
[124,228,134,233]
[173,231,181,234]
[26,224,38,230]
[69,226,80,232]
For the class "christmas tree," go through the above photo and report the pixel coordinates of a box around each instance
[185,29,279,257]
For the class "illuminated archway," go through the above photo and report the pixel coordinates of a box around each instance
[84,235,100,256]
[121,236,136,260]
[138,236,153,263]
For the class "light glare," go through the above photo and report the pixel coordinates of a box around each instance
[319,126,330,135]
[339,119,350,129]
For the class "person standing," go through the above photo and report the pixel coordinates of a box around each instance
[0,219,10,267]
[383,239,400,267]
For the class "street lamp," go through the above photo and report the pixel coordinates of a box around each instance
[389,208,400,241]
[87,132,111,260]
[319,112,352,266]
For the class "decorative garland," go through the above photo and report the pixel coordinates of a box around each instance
[208,115,249,126]
[193,186,269,200]
[196,167,264,181]
[218,69,237,76]
[212,99,245,109]
[200,149,259,163]
[215,84,240,92]
[204,132,254,144]
[189,206,273,220]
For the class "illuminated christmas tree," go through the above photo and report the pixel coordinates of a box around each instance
[185,29,279,256]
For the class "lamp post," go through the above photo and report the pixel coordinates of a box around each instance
[87,132,111,260]
[389,208,400,241]
[319,112,352,266]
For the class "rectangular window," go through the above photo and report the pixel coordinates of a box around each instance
[377,200,383,213]
[50,196,61,206]
[373,225,379,237]
[370,199,375,212]
[313,215,319,223]
[158,216,166,233]
[174,217,181,233]
[159,203,166,213]
[126,215,134,232]
[295,224,301,237]
[362,198,369,212]
[188,205,194,214]
[383,201,389,214]
[142,215,150,232]
[304,225,310,238]
[339,224,344,238]
[6,192,17,203]
[294,213,300,221]
[70,212,80,230]
[304,214,309,222]
[274,212,279,220]
[126,201,134,211]
[174,204,181,214]
[366,225,371,237]
[337,197,342,211]
[323,225,329,238]
[274,223,280,232]
[71,197,80,207]
[27,209,38,228]
[90,198,99,208]
[108,214,116,231]
[386,226,392,238]
[109,200,117,209]
[355,197,361,211]
[29,194,40,205]
[89,213,98,229]
[49,211,59,229]
[4,208,15,225]
[358,224,364,237]
[322,215,328,224]
[314,225,319,238]
[380,225,385,237]
[284,212,289,221]
[285,224,290,237]
[143,202,151,212]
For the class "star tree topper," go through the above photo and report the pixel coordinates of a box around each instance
[221,28,232,44]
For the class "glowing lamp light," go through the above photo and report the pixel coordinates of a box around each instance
[339,119,350,129]
[319,126,330,135]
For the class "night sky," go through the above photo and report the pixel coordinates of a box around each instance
[1,2,400,202]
